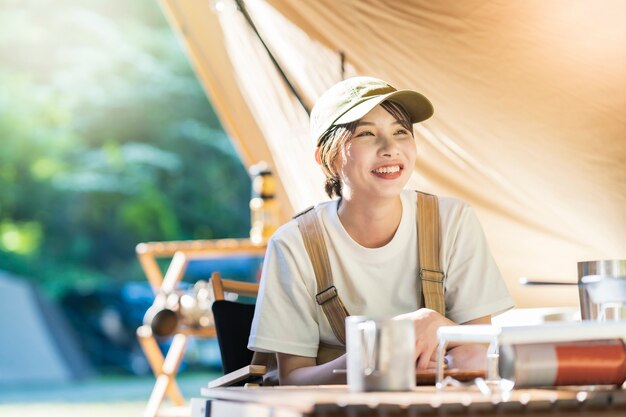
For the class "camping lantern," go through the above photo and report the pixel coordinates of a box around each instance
[249,161,279,245]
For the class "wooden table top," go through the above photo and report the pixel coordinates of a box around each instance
[201,384,626,416]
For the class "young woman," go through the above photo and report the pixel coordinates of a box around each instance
[248,76,514,385]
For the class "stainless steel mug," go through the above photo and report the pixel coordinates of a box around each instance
[346,316,415,392]
[578,259,626,321]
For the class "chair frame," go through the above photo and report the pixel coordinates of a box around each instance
[211,271,260,301]
[135,238,266,417]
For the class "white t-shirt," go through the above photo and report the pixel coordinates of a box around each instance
[248,189,514,358]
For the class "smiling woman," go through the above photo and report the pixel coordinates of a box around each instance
[247,76,514,386]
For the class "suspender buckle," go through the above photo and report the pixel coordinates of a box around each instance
[420,268,445,283]
[316,285,338,305]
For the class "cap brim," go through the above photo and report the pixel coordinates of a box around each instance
[334,89,434,126]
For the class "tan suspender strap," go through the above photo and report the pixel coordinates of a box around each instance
[417,192,446,316]
[295,207,350,346]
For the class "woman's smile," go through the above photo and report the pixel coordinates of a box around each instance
[371,163,404,179]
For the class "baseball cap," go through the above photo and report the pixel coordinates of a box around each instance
[310,76,434,146]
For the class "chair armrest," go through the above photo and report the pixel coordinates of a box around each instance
[207,365,267,388]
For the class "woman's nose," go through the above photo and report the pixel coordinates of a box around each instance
[378,136,399,156]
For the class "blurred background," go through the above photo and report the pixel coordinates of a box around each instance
[0,0,251,412]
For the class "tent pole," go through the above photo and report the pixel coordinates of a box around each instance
[233,0,311,114]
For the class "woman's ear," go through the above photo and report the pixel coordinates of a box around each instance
[314,147,322,165]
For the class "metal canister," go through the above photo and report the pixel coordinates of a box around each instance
[499,339,626,387]
[578,260,626,320]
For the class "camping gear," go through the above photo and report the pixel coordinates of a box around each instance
[520,259,626,321]
[499,338,626,388]
[578,259,626,321]
[346,316,415,392]
[0,271,94,385]
[437,322,626,389]
[249,161,280,245]
[143,280,214,337]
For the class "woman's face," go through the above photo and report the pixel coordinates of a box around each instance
[336,104,416,201]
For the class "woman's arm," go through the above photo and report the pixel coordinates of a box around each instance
[277,352,347,385]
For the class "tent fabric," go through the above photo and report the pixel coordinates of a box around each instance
[161,0,626,308]
[0,272,94,385]
[159,0,293,218]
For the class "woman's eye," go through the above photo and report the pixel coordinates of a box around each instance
[395,129,409,135]
[355,130,374,137]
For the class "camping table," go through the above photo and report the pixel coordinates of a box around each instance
[200,385,626,417]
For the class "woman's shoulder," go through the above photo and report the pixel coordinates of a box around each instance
[404,189,470,211]
[433,195,484,236]
[269,200,337,247]
[437,195,471,214]
[269,218,301,248]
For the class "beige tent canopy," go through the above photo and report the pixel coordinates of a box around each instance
[159,0,626,308]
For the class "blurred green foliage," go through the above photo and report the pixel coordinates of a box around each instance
[0,0,252,297]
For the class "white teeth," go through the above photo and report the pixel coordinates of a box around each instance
[373,165,400,174]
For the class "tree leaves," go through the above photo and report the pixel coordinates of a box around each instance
[0,0,251,297]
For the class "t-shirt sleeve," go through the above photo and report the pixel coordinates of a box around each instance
[443,203,515,323]
[247,229,321,358]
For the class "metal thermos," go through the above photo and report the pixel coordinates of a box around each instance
[578,260,626,321]
[521,260,626,322]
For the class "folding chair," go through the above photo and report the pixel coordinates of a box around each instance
[135,238,266,417]
[208,272,276,387]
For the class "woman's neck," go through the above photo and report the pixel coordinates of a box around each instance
[337,194,403,248]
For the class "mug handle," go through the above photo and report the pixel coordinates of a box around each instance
[358,321,379,376]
